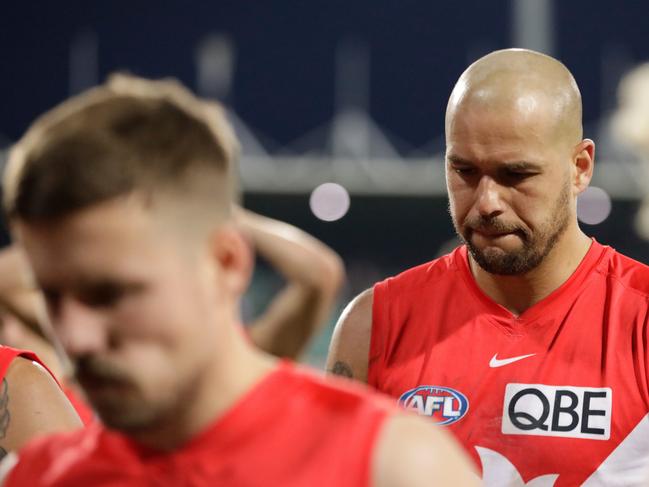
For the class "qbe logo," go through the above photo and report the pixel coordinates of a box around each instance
[398,386,469,425]
[502,383,612,440]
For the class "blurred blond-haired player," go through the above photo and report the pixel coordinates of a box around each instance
[612,63,649,240]
[0,74,476,486]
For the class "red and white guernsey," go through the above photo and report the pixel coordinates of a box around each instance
[7,361,391,487]
[370,240,649,486]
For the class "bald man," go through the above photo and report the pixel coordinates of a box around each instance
[327,48,649,485]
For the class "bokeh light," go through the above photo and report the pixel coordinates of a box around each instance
[577,186,612,225]
[309,183,350,222]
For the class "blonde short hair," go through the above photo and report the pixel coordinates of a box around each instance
[4,74,239,223]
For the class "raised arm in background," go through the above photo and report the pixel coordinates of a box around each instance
[238,209,345,359]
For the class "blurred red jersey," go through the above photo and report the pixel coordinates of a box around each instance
[0,345,48,381]
[371,240,649,486]
[7,361,391,487]
[62,383,95,426]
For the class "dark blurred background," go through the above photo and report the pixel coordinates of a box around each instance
[2,0,648,364]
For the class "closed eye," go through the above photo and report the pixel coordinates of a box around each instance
[80,284,125,308]
[451,165,478,177]
[41,288,61,315]
[501,170,538,182]
[78,282,144,308]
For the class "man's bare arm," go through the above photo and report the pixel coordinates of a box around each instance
[0,246,35,296]
[325,288,373,382]
[0,247,47,341]
[373,413,479,487]
[0,357,81,459]
[241,209,345,359]
[0,247,71,378]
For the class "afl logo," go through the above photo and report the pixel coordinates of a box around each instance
[398,386,469,425]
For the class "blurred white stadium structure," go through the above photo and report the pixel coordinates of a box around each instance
[1,0,648,367]
[0,0,646,214]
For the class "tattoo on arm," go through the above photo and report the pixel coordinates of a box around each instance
[0,379,9,460]
[329,361,354,378]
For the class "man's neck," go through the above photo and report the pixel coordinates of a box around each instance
[469,228,592,317]
[128,326,277,451]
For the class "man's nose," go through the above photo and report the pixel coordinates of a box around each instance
[475,176,505,219]
[54,297,109,358]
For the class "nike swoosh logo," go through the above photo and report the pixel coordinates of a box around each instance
[489,353,536,368]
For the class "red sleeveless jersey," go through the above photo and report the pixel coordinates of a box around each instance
[0,345,51,382]
[7,361,391,487]
[370,240,649,486]
[62,383,95,426]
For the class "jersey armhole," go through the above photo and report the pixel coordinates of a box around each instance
[0,348,58,387]
[368,279,390,389]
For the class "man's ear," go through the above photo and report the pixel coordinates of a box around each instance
[572,138,595,196]
[208,225,253,297]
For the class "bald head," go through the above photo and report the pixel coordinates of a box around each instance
[444,49,596,277]
[446,49,583,147]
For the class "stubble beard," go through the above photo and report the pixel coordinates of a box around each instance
[452,181,572,275]
[76,355,187,433]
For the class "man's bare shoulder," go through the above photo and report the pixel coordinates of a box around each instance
[326,288,374,382]
[1,357,81,456]
[6,356,56,387]
[373,413,479,487]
